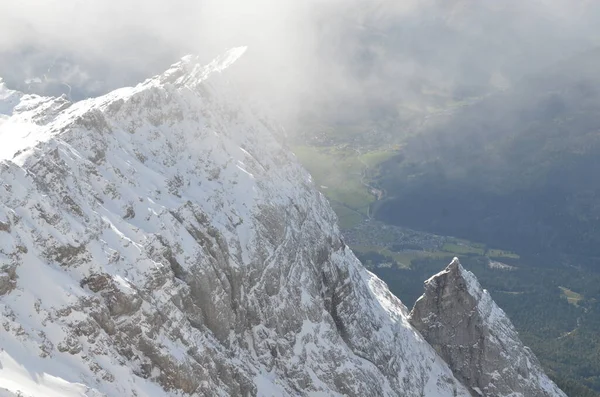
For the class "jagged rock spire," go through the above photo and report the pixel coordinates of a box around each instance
[410,257,567,397]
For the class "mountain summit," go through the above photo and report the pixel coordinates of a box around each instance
[0,50,563,396]
[410,257,566,397]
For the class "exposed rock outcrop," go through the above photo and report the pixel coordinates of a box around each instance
[410,257,566,397]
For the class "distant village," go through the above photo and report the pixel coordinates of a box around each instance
[343,219,446,252]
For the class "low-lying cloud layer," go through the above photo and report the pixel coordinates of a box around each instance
[2,0,600,128]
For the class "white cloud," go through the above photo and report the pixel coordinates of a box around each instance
[1,0,599,125]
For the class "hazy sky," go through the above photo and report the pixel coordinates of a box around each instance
[1,0,600,126]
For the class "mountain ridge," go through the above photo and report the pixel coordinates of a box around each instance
[0,49,563,396]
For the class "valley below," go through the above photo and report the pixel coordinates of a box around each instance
[292,140,600,396]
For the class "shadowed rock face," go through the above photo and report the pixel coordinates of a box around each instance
[409,257,566,397]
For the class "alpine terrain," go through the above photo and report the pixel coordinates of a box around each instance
[410,258,567,397]
[0,48,564,396]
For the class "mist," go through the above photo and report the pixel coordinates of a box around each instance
[2,0,600,131]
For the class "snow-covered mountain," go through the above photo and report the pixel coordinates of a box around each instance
[0,48,563,397]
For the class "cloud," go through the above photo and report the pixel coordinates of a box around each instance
[1,0,600,127]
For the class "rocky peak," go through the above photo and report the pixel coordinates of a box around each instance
[409,257,566,397]
[157,47,248,88]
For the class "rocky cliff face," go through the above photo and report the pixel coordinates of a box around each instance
[409,257,567,397]
[0,49,471,396]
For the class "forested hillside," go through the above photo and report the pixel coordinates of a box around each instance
[374,48,600,261]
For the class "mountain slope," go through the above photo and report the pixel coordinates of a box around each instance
[0,49,471,396]
[0,78,22,115]
[373,47,600,261]
[410,258,567,397]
